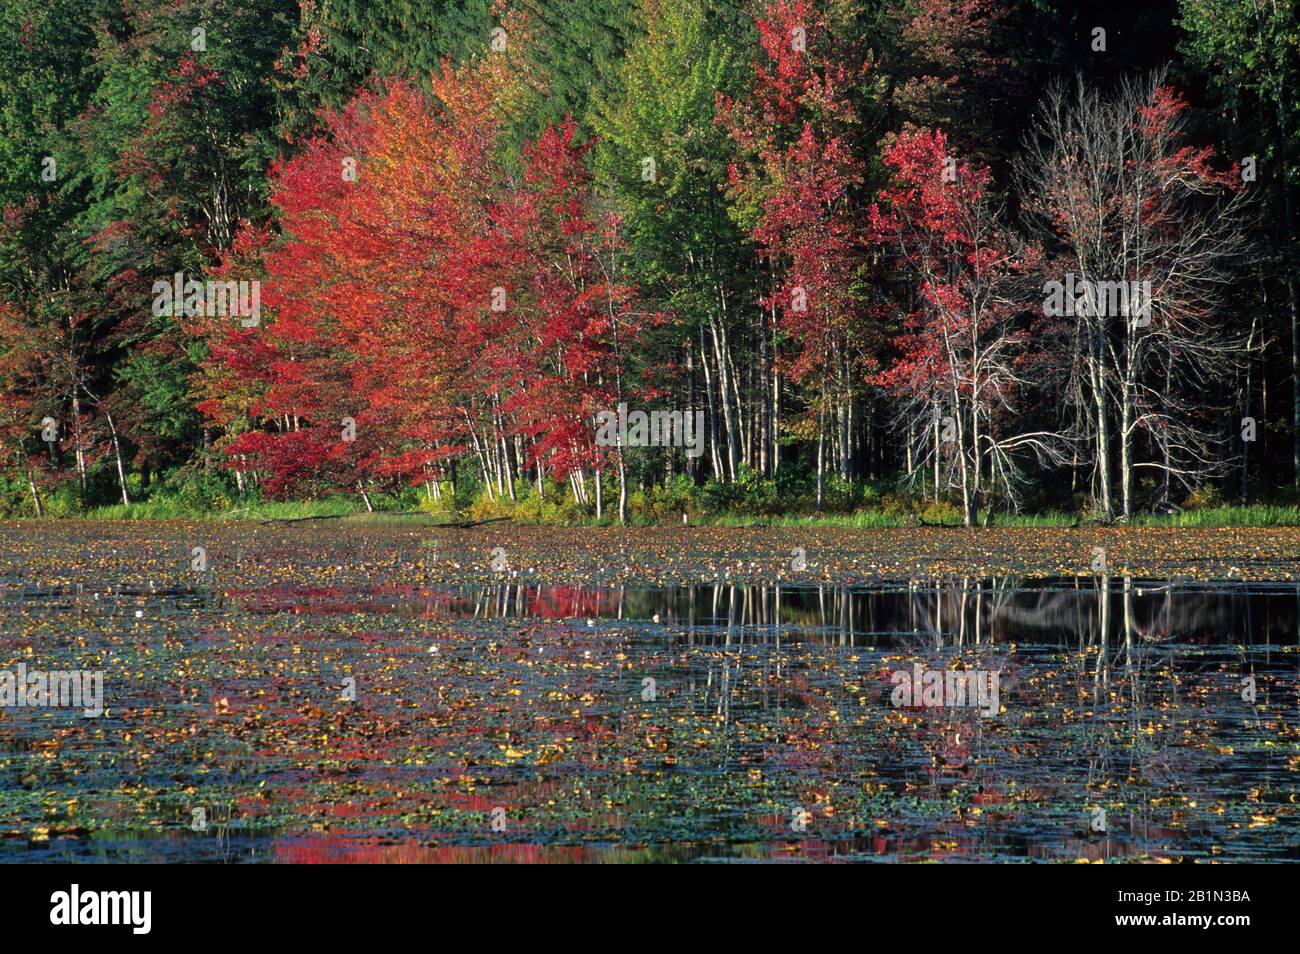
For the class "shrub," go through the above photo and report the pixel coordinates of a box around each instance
[879,493,913,518]
[921,500,963,525]
[1183,484,1223,510]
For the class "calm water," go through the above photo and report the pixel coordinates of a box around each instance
[2,568,1297,863]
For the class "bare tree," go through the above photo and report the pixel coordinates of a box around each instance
[1018,71,1251,518]
[875,129,1069,525]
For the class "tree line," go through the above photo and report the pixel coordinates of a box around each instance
[0,0,1296,524]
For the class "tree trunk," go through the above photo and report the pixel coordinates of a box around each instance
[1092,338,1113,518]
[25,463,43,517]
[617,449,628,524]
[105,409,130,506]
[71,392,86,500]
[708,318,738,480]
[815,394,826,512]
[932,405,941,503]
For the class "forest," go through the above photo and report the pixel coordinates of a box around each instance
[0,0,1297,526]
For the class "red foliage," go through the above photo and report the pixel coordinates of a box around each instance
[718,0,873,395]
[195,70,652,498]
[869,126,1041,413]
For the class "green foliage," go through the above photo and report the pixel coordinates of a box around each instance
[699,464,780,515]
[465,482,590,525]
[1183,483,1224,510]
[310,0,497,94]
[0,0,97,208]
[513,0,641,141]
[591,0,757,386]
[920,499,963,525]
[629,474,700,522]
[1178,0,1300,365]
[0,0,1297,526]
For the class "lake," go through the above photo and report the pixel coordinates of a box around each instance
[1,522,1296,862]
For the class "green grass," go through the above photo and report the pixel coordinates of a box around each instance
[1130,505,1300,527]
[76,495,472,526]
[78,497,369,521]
[22,492,1300,529]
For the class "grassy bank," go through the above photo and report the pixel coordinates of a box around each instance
[28,497,1300,529]
[11,466,1300,527]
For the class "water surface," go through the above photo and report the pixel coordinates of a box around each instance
[1,528,1296,863]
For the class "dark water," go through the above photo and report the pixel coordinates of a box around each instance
[26,575,1289,645]
[341,576,1300,647]
[3,575,1297,863]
